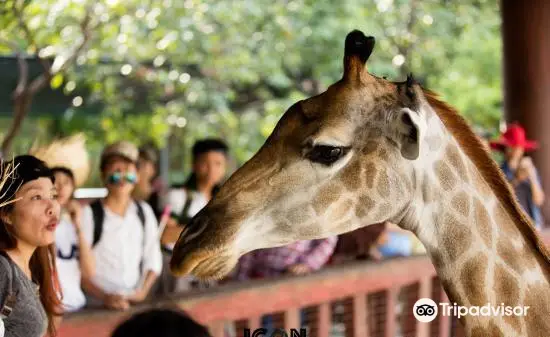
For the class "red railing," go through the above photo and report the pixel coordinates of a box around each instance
[57,230,550,337]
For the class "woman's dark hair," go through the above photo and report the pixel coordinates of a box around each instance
[111,308,212,337]
[183,139,229,196]
[0,155,62,336]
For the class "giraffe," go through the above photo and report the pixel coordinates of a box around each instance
[170,30,550,336]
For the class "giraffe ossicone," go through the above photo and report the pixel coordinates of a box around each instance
[171,29,550,336]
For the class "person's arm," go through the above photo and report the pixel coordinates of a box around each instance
[291,237,338,273]
[127,203,162,303]
[529,170,545,206]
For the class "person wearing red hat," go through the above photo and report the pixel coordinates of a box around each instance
[490,123,545,229]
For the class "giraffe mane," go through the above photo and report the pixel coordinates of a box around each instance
[422,87,550,268]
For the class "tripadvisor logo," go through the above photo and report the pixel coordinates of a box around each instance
[413,298,530,322]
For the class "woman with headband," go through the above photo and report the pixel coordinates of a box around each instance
[0,155,63,337]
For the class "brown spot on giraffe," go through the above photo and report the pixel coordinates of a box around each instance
[452,192,470,218]
[356,195,376,218]
[470,321,504,337]
[376,170,390,198]
[461,255,488,307]
[473,198,492,248]
[441,213,472,262]
[361,141,378,156]
[496,237,525,274]
[312,184,342,215]
[494,265,521,333]
[524,284,550,336]
[493,204,519,237]
[446,145,468,182]
[470,167,492,198]
[434,160,456,191]
[340,160,362,191]
[364,163,377,189]
[286,206,310,224]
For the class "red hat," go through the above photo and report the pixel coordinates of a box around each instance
[489,123,538,152]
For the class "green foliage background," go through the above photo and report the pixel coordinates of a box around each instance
[0,0,503,186]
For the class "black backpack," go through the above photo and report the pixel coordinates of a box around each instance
[89,199,146,247]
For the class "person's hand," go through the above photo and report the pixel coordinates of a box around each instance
[104,294,130,310]
[126,288,148,304]
[287,263,311,275]
[66,200,82,230]
[166,217,179,228]
[520,157,537,180]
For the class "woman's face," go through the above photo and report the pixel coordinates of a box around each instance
[193,151,227,186]
[4,177,60,248]
[53,171,74,207]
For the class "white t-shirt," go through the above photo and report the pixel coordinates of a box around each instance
[79,200,163,297]
[163,188,208,250]
[55,215,86,312]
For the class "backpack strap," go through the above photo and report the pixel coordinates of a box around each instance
[90,199,105,247]
[0,252,18,319]
[135,200,145,229]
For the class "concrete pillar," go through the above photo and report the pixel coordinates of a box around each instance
[501,0,550,224]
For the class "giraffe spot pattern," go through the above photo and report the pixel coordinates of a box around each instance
[493,204,520,237]
[362,141,378,156]
[356,195,376,218]
[365,163,377,189]
[494,265,522,333]
[461,255,488,307]
[376,170,391,198]
[496,237,524,274]
[340,160,362,191]
[473,198,493,248]
[446,145,468,183]
[524,284,550,336]
[452,192,470,218]
[435,160,456,191]
[312,184,342,215]
[442,213,472,262]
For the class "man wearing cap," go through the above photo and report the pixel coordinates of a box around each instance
[490,123,546,229]
[79,141,162,310]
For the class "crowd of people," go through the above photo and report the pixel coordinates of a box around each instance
[0,122,546,337]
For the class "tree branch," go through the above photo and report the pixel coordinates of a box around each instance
[12,0,52,76]
[0,38,28,99]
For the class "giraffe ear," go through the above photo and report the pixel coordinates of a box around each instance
[395,108,426,160]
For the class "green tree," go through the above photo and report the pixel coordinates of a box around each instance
[1,0,502,185]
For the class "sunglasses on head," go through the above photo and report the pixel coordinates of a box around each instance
[107,172,137,185]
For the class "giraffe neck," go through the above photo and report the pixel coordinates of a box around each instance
[404,108,550,336]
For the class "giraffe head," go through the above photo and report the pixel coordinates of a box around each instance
[171,30,432,279]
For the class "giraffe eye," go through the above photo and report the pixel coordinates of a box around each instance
[306,145,350,166]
